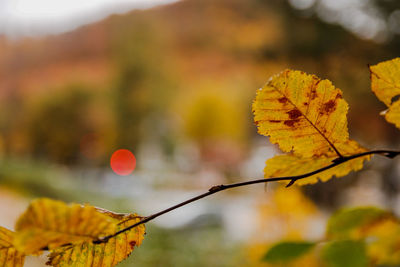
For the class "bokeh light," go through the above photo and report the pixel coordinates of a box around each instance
[110,149,136,175]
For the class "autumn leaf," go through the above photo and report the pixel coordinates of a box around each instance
[14,198,118,254]
[326,207,400,265]
[47,213,145,267]
[264,141,370,185]
[0,226,25,267]
[253,69,349,157]
[326,207,390,240]
[262,241,316,263]
[369,57,400,129]
[364,216,400,265]
[253,70,370,185]
[321,240,368,267]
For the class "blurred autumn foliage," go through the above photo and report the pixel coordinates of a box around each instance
[0,0,399,169]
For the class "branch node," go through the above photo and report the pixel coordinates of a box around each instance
[93,238,106,244]
[384,151,400,159]
[208,185,225,192]
[286,179,297,187]
[332,157,347,164]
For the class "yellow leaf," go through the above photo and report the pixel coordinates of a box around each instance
[47,213,145,267]
[254,70,370,184]
[264,141,370,185]
[329,207,400,265]
[370,57,400,129]
[0,226,25,267]
[253,69,349,157]
[363,217,400,265]
[369,58,400,106]
[385,101,400,129]
[14,198,117,254]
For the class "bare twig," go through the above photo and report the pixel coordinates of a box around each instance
[93,149,400,244]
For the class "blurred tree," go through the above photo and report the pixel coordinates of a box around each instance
[180,86,249,174]
[0,88,26,157]
[26,86,93,164]
[110,18,176,156]
[184,93,244,144]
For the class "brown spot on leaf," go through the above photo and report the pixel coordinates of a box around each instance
[323,100,336,113]
[335,92,342,99]
[303,102,309,106]
[129,241,137,248]
[287,109,302,119]
[278,97,288,103]
[310,89,317,100]
[269,120,280,123]
[284,119,300,127]
[309,79,320,100]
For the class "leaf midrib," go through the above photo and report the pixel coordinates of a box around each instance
[270,82,342,157]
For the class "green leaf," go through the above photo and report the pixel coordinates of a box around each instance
[327,207,389,238]
[261,241,315,263]
[321,240,368,267]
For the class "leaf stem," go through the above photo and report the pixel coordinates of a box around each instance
[93,149,400,244]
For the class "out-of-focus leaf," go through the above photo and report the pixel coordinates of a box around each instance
[370,57,400,129]
[326,207,400,265]
[0,226,25,267]
[364,217,400,265]
[14,198,117,254]
[264,141,370,185]
[321,240,368,267]
[253,69,350,158]
[261,241,315,263]
[326,207,389,239]
[47,213,145,267]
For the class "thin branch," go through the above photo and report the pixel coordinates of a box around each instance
[93,149,400,244]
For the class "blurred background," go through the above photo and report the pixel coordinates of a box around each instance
[0,0,400,266]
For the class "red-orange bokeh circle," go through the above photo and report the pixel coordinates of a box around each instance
[110,149,136,176]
